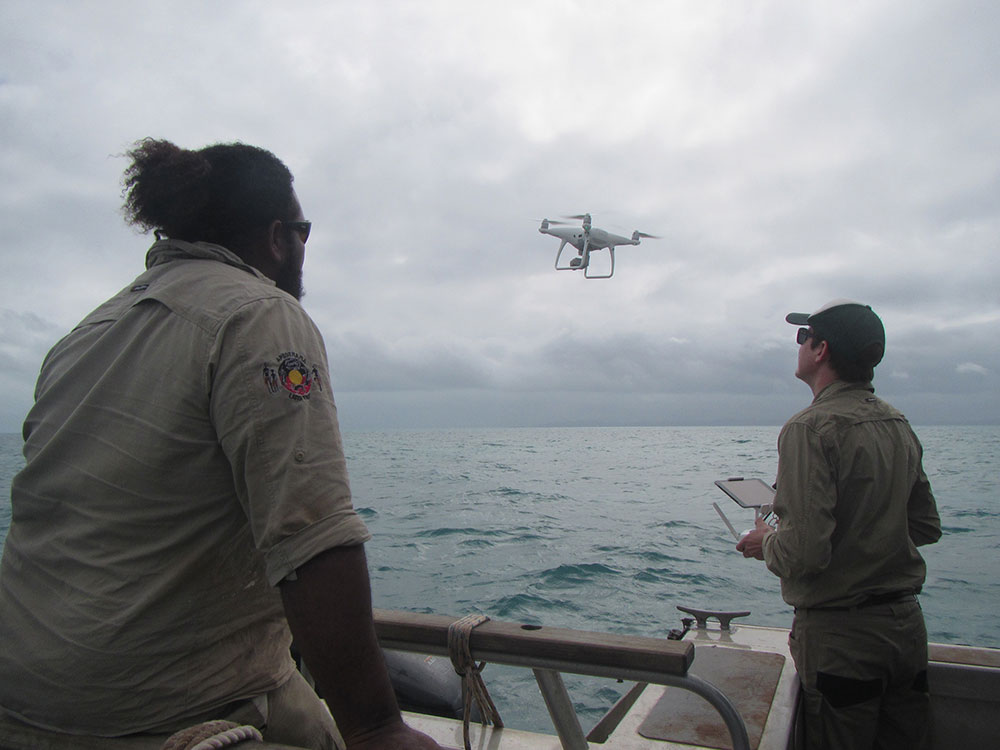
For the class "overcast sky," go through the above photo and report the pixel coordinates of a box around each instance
[1,0,997,432]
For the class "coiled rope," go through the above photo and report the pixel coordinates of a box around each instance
[447,614,504,750]
[161,720,262,750]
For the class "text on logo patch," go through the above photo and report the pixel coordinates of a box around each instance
[263,351,324,401]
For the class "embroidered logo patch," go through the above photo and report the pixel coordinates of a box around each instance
[263,351,324,401]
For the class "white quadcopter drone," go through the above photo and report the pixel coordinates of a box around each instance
[539,213,659,279]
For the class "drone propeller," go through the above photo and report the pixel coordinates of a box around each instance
[562,213,592,233]
[635,232,661,239]
[563,213,593,227]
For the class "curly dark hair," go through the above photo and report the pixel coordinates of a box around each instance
[121,138,297,252]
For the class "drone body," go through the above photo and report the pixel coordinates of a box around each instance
[539,213,657,279]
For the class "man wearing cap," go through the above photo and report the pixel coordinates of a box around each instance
[737,300,941,749]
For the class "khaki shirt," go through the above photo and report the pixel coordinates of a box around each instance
[762,381,941,609]
[0,240,370,735]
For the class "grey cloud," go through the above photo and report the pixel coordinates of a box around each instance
[956,363,988,376]
[0,309,64,432]
[327,332,493,392]
[1,0,997,432]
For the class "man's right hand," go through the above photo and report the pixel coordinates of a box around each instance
[735,517,772,560]
[344,720,445,750]
[281,547,446,750]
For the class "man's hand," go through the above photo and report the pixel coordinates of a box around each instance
[346,720,445,750]
[735,517,772,560]
[280,546,444,749]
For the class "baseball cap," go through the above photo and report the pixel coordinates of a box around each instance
[786,299,885,365]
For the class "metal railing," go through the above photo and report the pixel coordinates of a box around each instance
[374,609,750,750]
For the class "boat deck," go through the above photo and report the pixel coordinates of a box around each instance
[400,613,1000,750]
[403,621,800,750]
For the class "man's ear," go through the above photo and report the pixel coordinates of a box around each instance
[266,219,286,265]
[814,339,831,363]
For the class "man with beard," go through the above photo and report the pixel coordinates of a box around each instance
[0,139,442,750]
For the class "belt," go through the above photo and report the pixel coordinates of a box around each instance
[798,592,916,612]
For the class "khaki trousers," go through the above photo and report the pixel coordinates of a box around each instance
[790,598,931,750]
[0,671,342,750]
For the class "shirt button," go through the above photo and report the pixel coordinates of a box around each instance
[294,449,305,463]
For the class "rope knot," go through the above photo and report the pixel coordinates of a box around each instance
[447,613,504,750]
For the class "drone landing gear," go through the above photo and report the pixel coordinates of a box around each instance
[555,244,614,277]
[583,248,615,279]
[555,241,589,272]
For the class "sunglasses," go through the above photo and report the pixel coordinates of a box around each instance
[283,220,312,244]
[796,328,815,345]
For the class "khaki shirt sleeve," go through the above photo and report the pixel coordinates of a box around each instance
[762,421,837,580]
[209,295,371,586]
[907,442,942,547]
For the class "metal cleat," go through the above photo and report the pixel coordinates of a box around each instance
[676,606,751,631]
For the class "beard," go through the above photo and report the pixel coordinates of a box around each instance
[274,256,304,301]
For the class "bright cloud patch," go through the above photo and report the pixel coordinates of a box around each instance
[956,362,988,376]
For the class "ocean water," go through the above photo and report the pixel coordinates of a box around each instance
[1,425,997,733]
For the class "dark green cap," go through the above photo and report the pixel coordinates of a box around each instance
[786,299,885,366]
